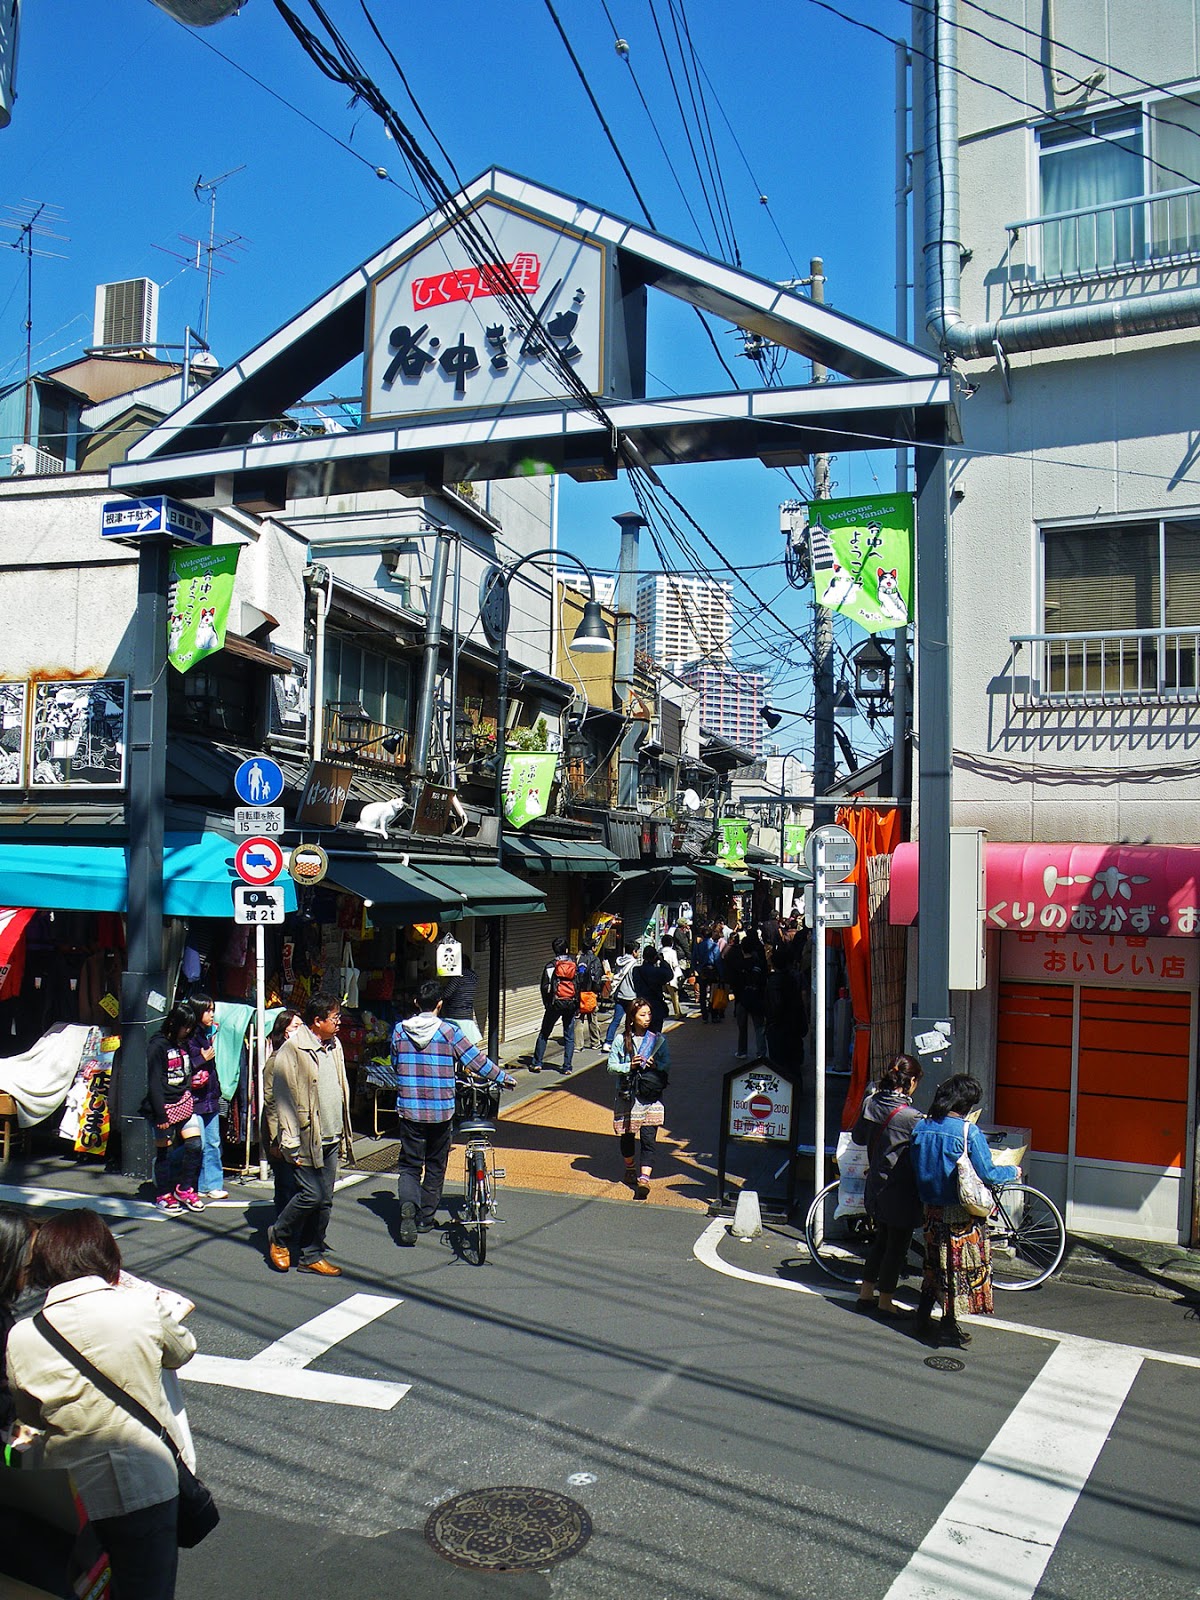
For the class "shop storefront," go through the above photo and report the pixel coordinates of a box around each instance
[891,841,1200,1245]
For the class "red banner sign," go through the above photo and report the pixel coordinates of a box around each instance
[411,253,541,311]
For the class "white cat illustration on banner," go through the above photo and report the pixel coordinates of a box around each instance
[876,568,909,624]
[194,607,220,655]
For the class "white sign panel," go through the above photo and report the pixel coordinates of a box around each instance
[233,885,286,926]
[364,199,608,423]
[728,1067,794,1143]
[235,806,285,837]
[998,931,1198,989]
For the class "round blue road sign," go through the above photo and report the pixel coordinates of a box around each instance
[234,755,285,806]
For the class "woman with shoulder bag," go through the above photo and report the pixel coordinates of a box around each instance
[909,1073,1019,1347]
[6,1210,199,1599]
[851,1054,923,1320]
[606,1000,670,1199]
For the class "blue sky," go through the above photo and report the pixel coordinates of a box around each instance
[0,0,912,739]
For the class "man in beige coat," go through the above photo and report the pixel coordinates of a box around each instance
[263,995,354,1276]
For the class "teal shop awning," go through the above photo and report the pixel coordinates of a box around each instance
[324,858,463,923]
[0,833,296,918]
[754,864,813,887]
[503,837,619,874]
[414,863,546,918]
[697,863,754,892]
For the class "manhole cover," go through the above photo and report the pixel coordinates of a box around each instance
[924,1354,966,1372]
[353,1143,400,1173]
[425,1485,592,1571]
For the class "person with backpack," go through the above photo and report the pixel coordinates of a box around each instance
[605,943,641,1047]
[574,947,604,1050]
[529,937,580,1075]
[725,930,768,1059]
[851,1054,924,1320]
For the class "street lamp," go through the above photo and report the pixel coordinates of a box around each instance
[852,636,893,714]
[484,548,614,1062]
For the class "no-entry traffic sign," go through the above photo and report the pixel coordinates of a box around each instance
[234,836,284,886]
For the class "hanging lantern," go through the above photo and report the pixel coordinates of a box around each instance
[409,921,439,944]
[436,932,463,977]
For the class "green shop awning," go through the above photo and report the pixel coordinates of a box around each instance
[413,863,546,919]
[0,833,296,918]
[697,863,754,892]
[323,859,459,922]
[754,864,813,886]
[503,837,619,874]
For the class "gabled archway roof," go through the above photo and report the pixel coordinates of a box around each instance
[115,168,953,499]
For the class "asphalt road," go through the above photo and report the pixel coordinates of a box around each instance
[63,1173,1198,1600]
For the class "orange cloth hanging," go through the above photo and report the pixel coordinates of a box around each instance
[835,806,901,1129]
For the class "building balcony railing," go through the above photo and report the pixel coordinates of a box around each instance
[1006,185,1200,292]
[1010,626,1200,709]
[321,708,409,769]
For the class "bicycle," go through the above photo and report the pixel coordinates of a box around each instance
[804,1177,1066,1291]
[454,1074,506,1265]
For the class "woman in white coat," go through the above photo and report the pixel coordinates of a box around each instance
[6,1209,196,1599]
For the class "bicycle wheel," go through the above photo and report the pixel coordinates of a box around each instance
[989,1184,1066,1290]
[804,1180,873,1285]
[465,1149,488,1265]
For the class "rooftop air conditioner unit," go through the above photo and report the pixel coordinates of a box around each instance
[93,278,159,352]
[11,443,64,476]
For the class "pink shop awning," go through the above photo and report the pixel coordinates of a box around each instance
[889,841,1200,938]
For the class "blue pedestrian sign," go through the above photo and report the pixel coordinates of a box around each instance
[234,755,285,807]
[101,496,213,547]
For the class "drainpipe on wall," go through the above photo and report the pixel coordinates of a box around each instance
[922,0,1200,362]
[308,563,333,762]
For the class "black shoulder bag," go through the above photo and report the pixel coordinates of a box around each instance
[33,1312,219,1548]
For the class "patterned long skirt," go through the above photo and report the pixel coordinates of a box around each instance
[923,1203,993,1319]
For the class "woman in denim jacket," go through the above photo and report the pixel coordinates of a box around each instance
[910,1074,1017,1347]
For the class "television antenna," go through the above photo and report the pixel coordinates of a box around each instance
[187,165,244,344]
[1,199,69,445]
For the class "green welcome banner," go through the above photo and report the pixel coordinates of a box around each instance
[717,817,749,866]
[502,751,559,829]
[783,823,807,865]
[168,545,241,673]
[808,491,914,634]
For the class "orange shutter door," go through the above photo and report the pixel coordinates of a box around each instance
[1075,988,1189,1167]
[994,982,1072,1155]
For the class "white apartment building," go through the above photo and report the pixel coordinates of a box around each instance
[636,572,733,669]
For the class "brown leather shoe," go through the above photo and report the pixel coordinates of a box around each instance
[298,1258,342,1276]
[267,1230,290,1272]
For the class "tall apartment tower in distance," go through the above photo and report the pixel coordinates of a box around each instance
[636,572,763,756]
[636,573,733,668]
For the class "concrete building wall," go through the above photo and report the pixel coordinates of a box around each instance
[912,0,1200,846]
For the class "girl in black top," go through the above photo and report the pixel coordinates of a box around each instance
[146,1006,204,1215]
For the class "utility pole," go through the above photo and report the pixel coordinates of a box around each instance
[613,512,644,810]
[1,201,68,449]
[809,258,835,823]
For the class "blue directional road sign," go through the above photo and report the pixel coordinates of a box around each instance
[234,755,285,807]
[100,496,213,547]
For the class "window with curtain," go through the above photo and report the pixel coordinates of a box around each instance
[1038,109,1144,277]
[322,633,412,733]
[1149,93,1200,257]
[1043,519,1200,694]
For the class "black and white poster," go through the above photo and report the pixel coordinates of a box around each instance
[267,646,310,747]
[30,679,128,788]
[0,682,27,788]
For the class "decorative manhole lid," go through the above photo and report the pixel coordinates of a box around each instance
[424,1486,592,1571]
[924,1354,966,1372]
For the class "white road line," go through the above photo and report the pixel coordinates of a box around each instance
[0,1183,169,1221]
[182,1292,410,1410]
[692,1218,1200,1371]
[184,1353,408,1411]
[883,1342,1143,1600]
[252,1293,400,1368]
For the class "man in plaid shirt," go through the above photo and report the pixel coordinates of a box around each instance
[389,978,516,1245]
